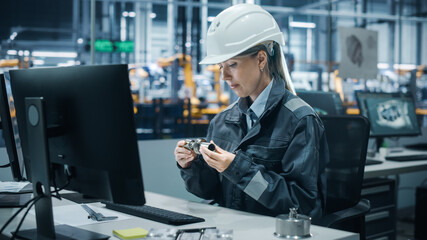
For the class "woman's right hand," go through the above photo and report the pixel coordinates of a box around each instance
[174,140,197,168]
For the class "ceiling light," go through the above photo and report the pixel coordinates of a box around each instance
[289,21,316,29]
[9,32,18,41]
[7,50,17,55]
[32,51,77,58]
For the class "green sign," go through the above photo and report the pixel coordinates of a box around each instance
[90,40,134,53]
[94,40,113,52]
[114,41,134,53]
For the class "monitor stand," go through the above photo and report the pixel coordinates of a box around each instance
[61,192,101,204]
[15,98,109,240]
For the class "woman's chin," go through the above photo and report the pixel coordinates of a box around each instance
[233,91,247,98]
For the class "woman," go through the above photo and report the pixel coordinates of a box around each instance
[174,3,328,220]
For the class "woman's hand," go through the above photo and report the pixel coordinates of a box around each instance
[174,140,197,168]
[200,141,235,172]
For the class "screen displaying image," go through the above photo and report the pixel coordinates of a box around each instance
[356,92,420,137]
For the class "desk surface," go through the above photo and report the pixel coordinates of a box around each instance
[365,152,427,179]
[0,192,358,240]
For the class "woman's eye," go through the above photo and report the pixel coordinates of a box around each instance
[228,63,237,68]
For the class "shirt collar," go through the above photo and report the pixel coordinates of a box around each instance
[250,78,273,120]
[237,78,274,120]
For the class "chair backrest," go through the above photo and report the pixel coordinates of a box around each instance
[320,115,370,214]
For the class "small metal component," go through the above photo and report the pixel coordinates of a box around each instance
[81,204,118,221]
[274,208,312,239]
[289,208,298,219]
[183,139,215,155]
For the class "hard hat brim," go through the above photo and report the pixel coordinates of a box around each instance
[199,52,237,65]
[200,33,285,65]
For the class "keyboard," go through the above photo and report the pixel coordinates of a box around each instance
[365,159,383,165]
[385,154,427,162]
[404,143,427,151]
[103,201,205,225]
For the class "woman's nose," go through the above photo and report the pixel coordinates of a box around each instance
[221,68,230,79]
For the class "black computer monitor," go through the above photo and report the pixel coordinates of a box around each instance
[8,64,145,239]
[356,92,421,137]
[297,90,345,115]
[0,73,25,181]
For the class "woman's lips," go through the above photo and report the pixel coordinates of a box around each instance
[229,84,238,89]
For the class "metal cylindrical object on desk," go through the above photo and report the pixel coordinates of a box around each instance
[274,208,312,239]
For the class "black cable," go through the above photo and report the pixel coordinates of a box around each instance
[52,176,70,200]
[0,193,62,238]
[9,195,62,239]
[0,163,11,168]
[51,168,61,199]
[0,190,33,195]
[51,168,71,200]
[0,195,40,235]
[11,196,43,240]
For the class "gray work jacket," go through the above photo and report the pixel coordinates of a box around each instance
[179,79,328,220]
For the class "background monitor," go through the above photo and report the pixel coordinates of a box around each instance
[356,92,421,137]
[8,64,145,205]
[297,90,345,115]
[0,73,25,181]
[0,73,32,208]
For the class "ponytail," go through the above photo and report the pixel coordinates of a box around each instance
[236,41,296,95]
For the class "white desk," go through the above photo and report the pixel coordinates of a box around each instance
[365,152,427,179]
[0,192,358,240]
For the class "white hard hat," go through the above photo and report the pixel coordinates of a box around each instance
[200,3,285,65]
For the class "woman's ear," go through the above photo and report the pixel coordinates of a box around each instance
[257,50,268,69]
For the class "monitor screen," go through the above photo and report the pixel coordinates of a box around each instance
[8,64,145,205]
[0,73,26,181]
[356,92,420,137]
[297,90,345,115]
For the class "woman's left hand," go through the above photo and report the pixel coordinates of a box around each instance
[200,141,235,172]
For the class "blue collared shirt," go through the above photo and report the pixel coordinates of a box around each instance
[238,78,274,130]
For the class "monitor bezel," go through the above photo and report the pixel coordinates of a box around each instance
[356,91,421,138]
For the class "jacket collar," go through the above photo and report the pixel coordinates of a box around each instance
[223,79,293,150]
[225,78,288,124]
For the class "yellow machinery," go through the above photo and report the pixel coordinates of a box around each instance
[0,59,20,68]
[156,54,229,121]
[157,53,196,98]
[0,58,32,69]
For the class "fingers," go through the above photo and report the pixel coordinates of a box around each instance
[210,141,225,154]
[177,157,194,168]
[176,140,186,147]
[200,143,234,172]
[175,140,196,168]
[200,147,217,169]
[175,146,192,155]
[176,152,195,168]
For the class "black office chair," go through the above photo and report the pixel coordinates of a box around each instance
[314,115,371,240]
